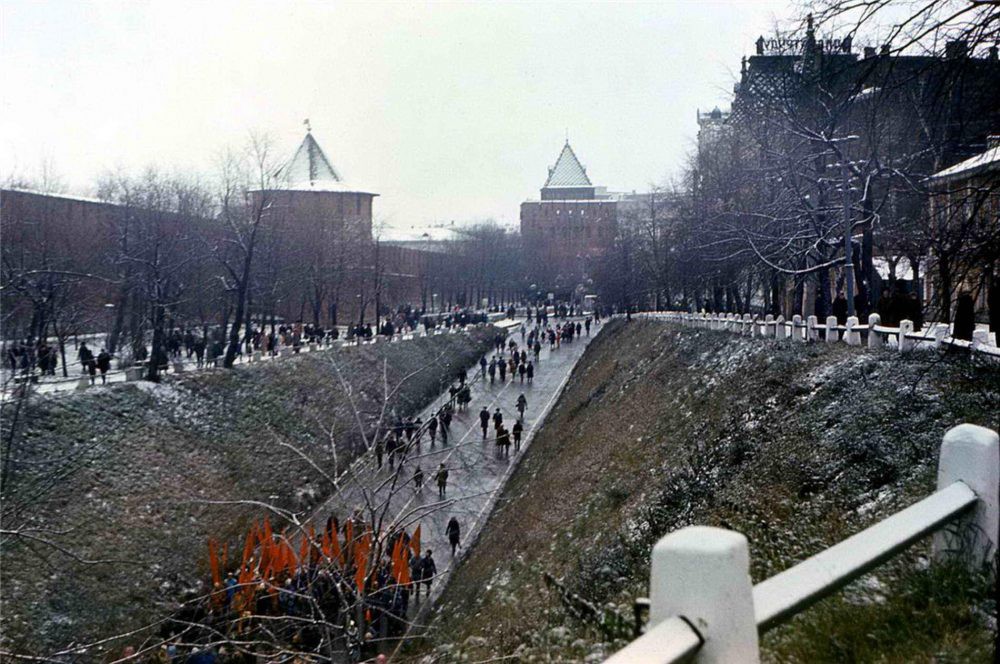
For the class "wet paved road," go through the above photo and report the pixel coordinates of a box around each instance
[313,317,603,627]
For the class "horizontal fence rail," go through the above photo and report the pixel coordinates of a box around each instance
[605,424,999,663]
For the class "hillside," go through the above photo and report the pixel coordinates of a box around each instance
[0,330,493,656]
[409,320,999,663]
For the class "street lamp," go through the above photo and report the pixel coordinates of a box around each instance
[104,303,115,352]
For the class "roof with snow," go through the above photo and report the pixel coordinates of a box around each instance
[271,131,377,195]
[929,144,1000,183]
[543,141,592,188]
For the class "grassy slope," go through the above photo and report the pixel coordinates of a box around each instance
[409,320,999,663]
[1,330,492,656]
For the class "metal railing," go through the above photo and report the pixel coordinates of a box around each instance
[605,424,999,663]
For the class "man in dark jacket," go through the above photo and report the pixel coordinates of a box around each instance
[479,407,490,439]
[446,518,461,557]
[418,550,437,597]
[832,291,848,325]
[96,348,112,384]
[953,291,976,341]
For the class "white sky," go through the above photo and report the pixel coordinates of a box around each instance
[1,0,798,229]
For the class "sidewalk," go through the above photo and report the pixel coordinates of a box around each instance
[0,326,479,401]
[312,317,602,629]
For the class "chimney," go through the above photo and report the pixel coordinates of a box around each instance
[864,46,876,59]
[945,40,968,59]
[988,135,1000,151]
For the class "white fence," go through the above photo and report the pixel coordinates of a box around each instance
[605,424,999,663]
[638,311,1000,360]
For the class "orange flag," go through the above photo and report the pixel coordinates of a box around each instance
[354,548,367,592]
[399,548,412,585]
[263,517,273,544]
[242,525,256,566]
[390,538,403,582]
[410,525,421,558]
[321,529,332,560]
[208,539,221,587]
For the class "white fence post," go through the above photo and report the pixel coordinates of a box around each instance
[844,316,861,346]
[825,316,838,343]
[867,313,882,348]
[649,526,759,662]
[791,315,803,342]
[933,424,999,568]
[807,315,818,342]
[775,315,786,340]
[898,320,914,352]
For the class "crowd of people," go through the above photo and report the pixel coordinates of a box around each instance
[111,306,600,663]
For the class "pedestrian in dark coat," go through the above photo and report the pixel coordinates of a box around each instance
[513,419,523,450]
[78,343,96,384]
[435,464,448,497]
[953,291,976,341]
[832,291,848,325]
[419,550,437,595]
[479,407,490,439]
[428,415,438,445]
[446,518,461,557]
[96,349,112,384]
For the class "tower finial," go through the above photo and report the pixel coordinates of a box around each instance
[304,118,312,133]
[565,128,569,144]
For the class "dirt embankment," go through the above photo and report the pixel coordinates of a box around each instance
[410,320,999,663]
[1,330,493,656]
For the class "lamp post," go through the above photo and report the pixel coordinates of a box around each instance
[104,303,115,352]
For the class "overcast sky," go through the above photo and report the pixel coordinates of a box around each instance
[1,0,798,229]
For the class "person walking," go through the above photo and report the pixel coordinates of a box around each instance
[513,419,523,451]
[435,464,449,497]
[96,348,112,384]
[413,466,424,492]
[585,317,591,336]
[492,407,503,431]
[446,518,461,557]
[518,361,526,383]
[387,433,399,469]
[78,343,96,385]
[479,355,487,379]
[953,291,976,341]
[516,394,527,419]
[498,360,506,382]
[497,426,510,458]
[418,550,437,597]
[375,435,385,469]
[428,414,438,446]
[479,407,490,439]
[488,358,496,385]
[526,361,534,384]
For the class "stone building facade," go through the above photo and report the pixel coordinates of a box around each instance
[520,142,623,299]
